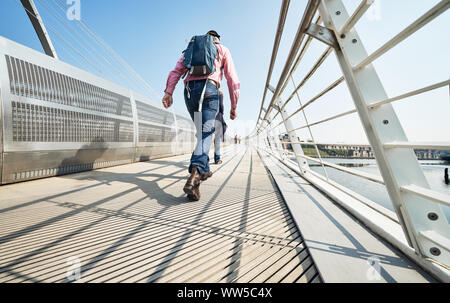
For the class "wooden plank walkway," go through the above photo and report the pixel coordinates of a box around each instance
[0,145,320,283]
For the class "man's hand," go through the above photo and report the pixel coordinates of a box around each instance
[162,92,173,109]
[230,108,237,120]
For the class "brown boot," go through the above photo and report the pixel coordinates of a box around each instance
[200,171,213,181]
[183,166,201,201]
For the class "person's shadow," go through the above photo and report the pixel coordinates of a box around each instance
[77,161,190,209]
[57,136,108,176]
[56,142,239,214]
[55,134,187,206]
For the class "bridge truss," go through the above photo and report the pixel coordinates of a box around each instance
[250,0,450,280]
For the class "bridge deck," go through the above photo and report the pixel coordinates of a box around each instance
[0,146,320,283]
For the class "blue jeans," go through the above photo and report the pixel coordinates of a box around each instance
[184,80,219,175]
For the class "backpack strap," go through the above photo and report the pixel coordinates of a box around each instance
[181,48,189,79]
[215,42,225,70]
[198,81,208,112]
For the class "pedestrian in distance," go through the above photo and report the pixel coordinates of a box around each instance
[162,30,240,201]
[213,90,227,165]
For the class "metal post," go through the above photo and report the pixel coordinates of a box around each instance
[265,121,278,156]
[264,133,270,153]
[171,107,179,155]
[274,123,287,160]
[267,118,285,160]
[129,91,138,162]
[276,98,309,175]
[268,86,310,175]
[319,0,449,266]
[20,0,58,59]
[262,123,273,155]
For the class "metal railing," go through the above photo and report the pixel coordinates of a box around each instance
[0,35,195,185]
[250,0,450,280]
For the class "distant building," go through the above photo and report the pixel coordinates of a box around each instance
[276,136,443,160]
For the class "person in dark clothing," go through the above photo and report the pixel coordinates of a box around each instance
[214,90,227,164]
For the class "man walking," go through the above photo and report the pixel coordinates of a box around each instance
[162,30,240,201]
[213,90,227,165]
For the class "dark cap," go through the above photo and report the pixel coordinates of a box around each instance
[206,30,220,39]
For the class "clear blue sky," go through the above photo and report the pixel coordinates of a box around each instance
[0,0,448,142]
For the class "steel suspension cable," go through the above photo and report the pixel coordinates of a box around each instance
[12,0,104,74]
[35,0,136,89]
[53,0,161,99]
[290,75,328,180]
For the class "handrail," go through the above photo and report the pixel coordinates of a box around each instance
[284,44,332,107]
[296,153,385,184]
[261,0,320,123]
[289,79,450,132]
[401,185,450,207]
[384,142,450,150]
[256,0,291,123]
[270,75,344,130]
[261,15,325,125]
[260,146,399,223]
[290,109,357,132]
[367,79,450,109]
[338,0,374,35]
[280,15,322,101]
[251,0,450,276]
[354,0,450,71]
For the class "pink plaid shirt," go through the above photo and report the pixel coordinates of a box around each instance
[164,43,240,109]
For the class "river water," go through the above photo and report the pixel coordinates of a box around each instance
[297,157,450,222]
